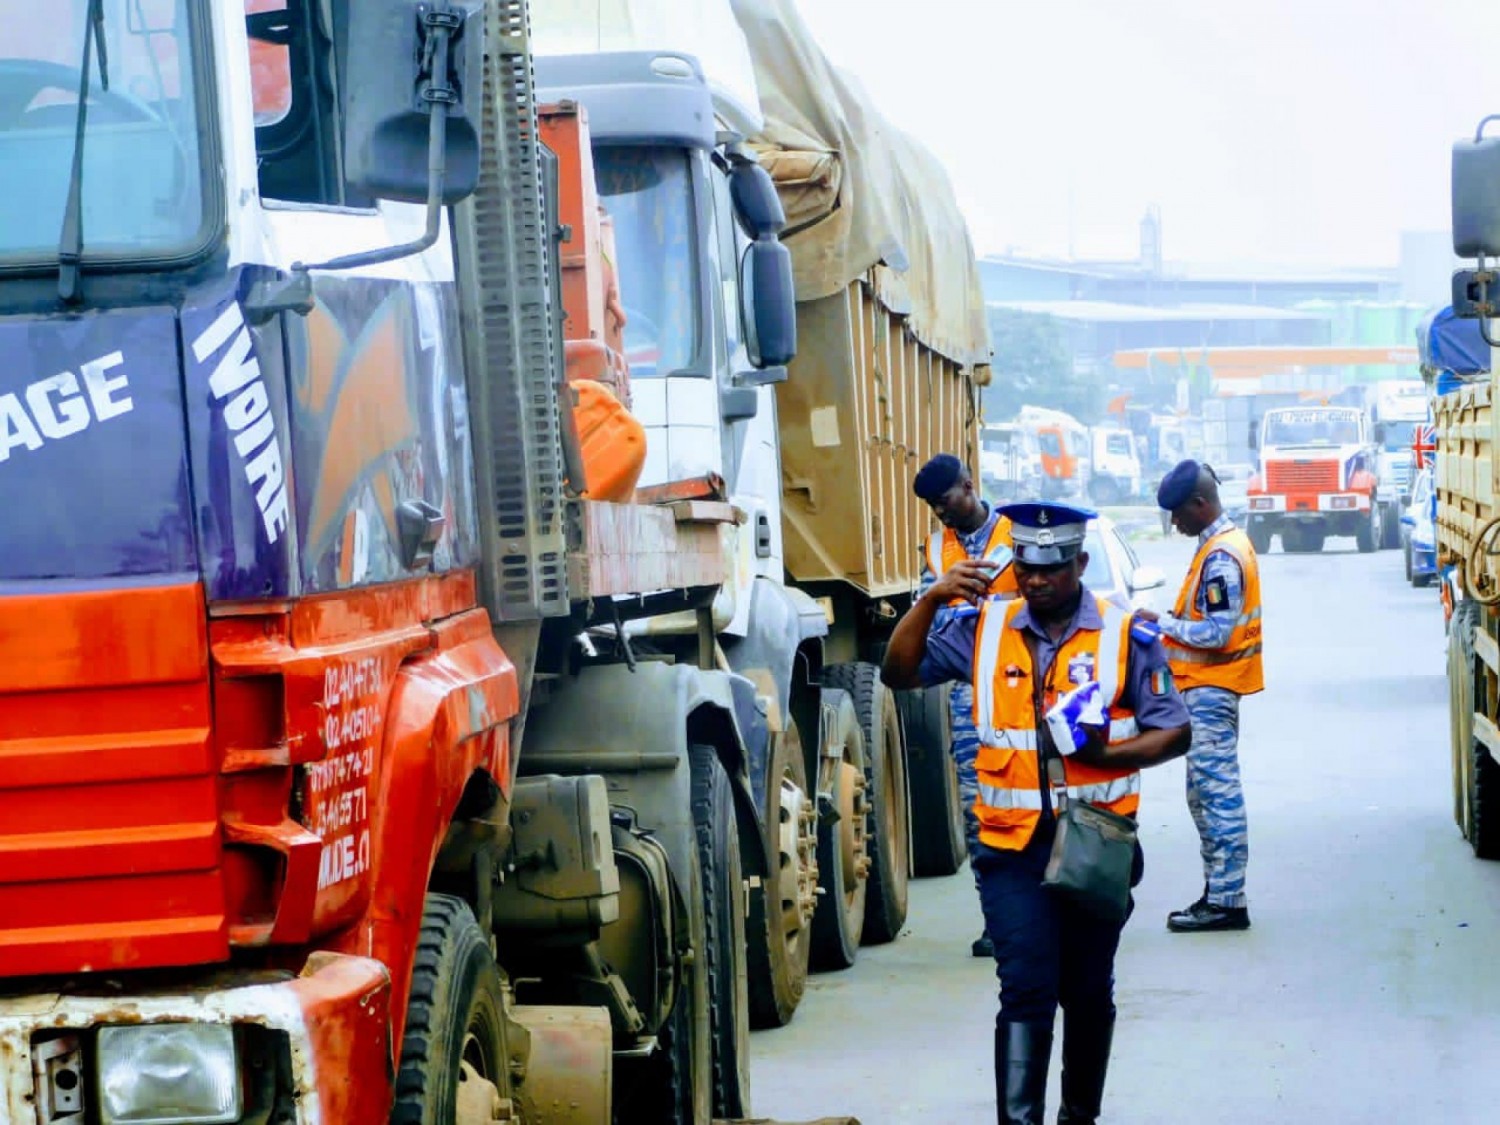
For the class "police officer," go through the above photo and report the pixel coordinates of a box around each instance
[1145,460,1264,933]
[912,453,1018,957]
[883,500,1191,1125]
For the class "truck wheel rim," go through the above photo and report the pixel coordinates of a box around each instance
[838,760,869,898]
[776,774,819,951]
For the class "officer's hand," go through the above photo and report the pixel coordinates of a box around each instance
[1134,609,1160,624]
[928,559,1001,606]
[1067,725,1110,764]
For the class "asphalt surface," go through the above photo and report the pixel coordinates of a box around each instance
[747,524,1500,1124]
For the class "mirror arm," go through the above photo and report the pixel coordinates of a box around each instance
[271,5,460,301]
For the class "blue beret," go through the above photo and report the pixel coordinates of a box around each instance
[913,453,964,501]
[1156,459,1202,511]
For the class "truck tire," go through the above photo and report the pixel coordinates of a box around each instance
[391,895,516,1125]
[689,746,751,1118]
[823,663,910,946]
[1451,601,1478,839]
[1470,730,1500,860]
[899,686,966,877]
[1089,477,1122,506]
[1355,504,1380,553]
[810,688,868,971]
[627,835,711,1125]
[1404,537,1415,584]
[1381,502,1402,549]
[746,725,815,1028]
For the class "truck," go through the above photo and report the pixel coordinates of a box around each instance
[0,2,814,1122]
[1244,403,1385,554]
[530,0,994,1033]
[980,421,1030,499]
[1087,424,1144,505]
[1333,378,1428,546]
[1423,115,1500,858]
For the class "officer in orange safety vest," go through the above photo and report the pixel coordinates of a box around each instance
[912,453,1018,959]
[1143,460,1264,934]
[882,500,1191,1125]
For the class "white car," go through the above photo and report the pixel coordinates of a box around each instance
[1084,516,1168,613]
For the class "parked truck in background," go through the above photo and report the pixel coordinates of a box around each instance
[532,0,995,1034]
[1333,378,1428,547]
[0,3,811,1123]
[734,0,994,953]
[1245,404,1385,554]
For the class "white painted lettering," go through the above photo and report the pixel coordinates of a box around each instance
[0,393,46,461]
[224,381,269,433]
[191,302,244,364]
[25,371,89,439]
[193,306,291,548]
[81,352,132,421]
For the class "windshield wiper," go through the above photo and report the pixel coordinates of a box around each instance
[57,0,109,304]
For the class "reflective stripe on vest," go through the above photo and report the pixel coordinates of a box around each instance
[1165,528,1265,695]
[926,517,1018,605]
[970,595,1143,851]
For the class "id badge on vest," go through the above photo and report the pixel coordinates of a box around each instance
[1066,651,1096,687]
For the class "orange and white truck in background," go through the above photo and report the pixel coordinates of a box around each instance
[0,2,814,1123]
[1245,404,1385,554]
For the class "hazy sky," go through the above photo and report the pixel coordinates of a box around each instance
[794,0,1500,268]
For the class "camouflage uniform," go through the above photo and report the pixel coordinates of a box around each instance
[916,504,1008,882]
[1159,512,1250,909]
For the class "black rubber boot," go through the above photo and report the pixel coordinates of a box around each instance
[995,1020,1053,1124]
[1057,1012,1115,1124]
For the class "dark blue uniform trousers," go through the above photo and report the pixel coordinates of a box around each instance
[973,821,1130,1027]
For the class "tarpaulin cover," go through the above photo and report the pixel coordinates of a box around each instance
[1417,305,1490,377]
[729,0,992,370]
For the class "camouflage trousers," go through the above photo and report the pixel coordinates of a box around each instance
[1183,685,1249,908]
[949,681,984,895]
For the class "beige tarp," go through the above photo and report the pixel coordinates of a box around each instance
[729,0,992,371]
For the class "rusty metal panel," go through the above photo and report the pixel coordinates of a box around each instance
[566,500,735,598]
[779,278,981,599]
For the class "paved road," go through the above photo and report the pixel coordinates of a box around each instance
[748,530,1500,1124]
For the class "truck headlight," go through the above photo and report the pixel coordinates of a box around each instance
[98,1024,241,1124]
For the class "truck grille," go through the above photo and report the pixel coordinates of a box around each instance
[1266,460,1339,493]
[0,582,226,977]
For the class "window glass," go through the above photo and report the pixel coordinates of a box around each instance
[594,146,699,377]
[246,0,291,127]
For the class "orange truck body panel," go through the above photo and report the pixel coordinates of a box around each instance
[1,571,519,1060]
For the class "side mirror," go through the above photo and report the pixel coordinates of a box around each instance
[344,1,483,204]
[1453,119,1500,258]
[729,159,786,239]
[1130,565,1167,593]
[1373,422,1387,444]
[740,240,797,368]
[1247,420,1259,451]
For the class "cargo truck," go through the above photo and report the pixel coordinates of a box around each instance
[0,3,811,1123]
[1424,118,1500,861]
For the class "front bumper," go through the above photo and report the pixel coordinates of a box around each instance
[1,953,392,1125]
[1248,492,1370,516]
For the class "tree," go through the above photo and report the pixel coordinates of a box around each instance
[984,307,1103,422]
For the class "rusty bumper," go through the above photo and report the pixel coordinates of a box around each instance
[0,952,391,1124]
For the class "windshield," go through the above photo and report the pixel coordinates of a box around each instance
[1105,433,1132,456]
[1379,420,1418,452]
[593,145,699,377]
[1263,409,1361,447]
[0,0,208,265]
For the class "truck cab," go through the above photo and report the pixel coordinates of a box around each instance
[1246,404,1383,553]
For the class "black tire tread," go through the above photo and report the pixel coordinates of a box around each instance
[809,688,865,972]
[899,686,965,877]
[391,894,504,1125]
[689,744,749,1118]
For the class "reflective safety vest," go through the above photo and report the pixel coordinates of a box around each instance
[926,516,1018,607]
[1164,528,1264,696]
[970,596,1142,851]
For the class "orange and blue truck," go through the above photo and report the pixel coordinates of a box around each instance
[0,2,812,1123]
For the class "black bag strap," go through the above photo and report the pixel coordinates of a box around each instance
[1023,632,1069,814]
